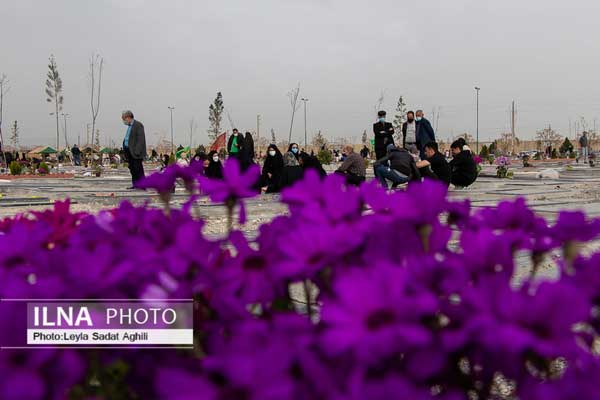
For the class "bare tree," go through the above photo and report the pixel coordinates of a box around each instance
[287,83,301,143]
[373,90,385,115]
[536,126,562,148]
[312,130,328,150]
[89,54,104,149]
[361,130,368,145]
[0,74,9,165]
[270,128,276,144]
[45,55,64,150]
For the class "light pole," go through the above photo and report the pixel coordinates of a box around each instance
[301,98,309,150]
[474,87,480,153]
[61,113,69,148]
[168,106,175,155]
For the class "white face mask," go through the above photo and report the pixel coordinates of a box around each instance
[416,116,423,122]
[268,150,276,156]
[212,156,219,162]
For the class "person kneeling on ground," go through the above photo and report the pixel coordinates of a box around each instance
[260,144,284,193]
[299,151,327,178]
[416,141,451,186]
[449,139,478,188]
[280,151,304,189]
[335,145,366,186]
[205,151,224,179]
[374,144,420,189]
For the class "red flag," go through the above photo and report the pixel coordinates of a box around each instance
[209,132,226,152]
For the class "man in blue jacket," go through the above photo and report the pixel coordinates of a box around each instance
[415,110,436,160]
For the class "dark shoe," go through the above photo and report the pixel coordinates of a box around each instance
[127,186,136,190]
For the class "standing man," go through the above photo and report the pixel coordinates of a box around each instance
[580,131,589,163]
[373,110,395,160]
[71,144,81,166]
[122,110,146,188]
[402,111,417,151]
[415,110,436,159]
[227,128,246,162]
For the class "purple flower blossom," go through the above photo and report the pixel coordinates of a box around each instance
[320,264,437,363]
[198,158,259,225]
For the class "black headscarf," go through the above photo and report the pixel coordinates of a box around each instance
[299,151,326,178]
[205,150,223,179]
[262,144,284,178]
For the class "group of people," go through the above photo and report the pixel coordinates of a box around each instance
[119,109,478,191]
[332,110,478,189]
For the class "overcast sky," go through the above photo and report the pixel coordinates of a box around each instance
[2,0,600,147]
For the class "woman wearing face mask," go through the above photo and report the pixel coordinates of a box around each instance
[287,143,300,160]
[205,151,224,179]
[280,149,303,189]
[260,144,284,193]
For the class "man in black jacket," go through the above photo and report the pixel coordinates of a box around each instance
[122,110,146,188]
[372,110,395,160]
[415,110,436,159]
[449,140,478,188]
[416,141,451,186]
[374,144,421,189]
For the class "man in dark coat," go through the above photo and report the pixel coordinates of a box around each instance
[415,110,436,159]
[227,129,247,164]
[374,144,421,189]
[416,141,451,186]
[122,110,146,188]
[372,110,395,160]
[449,139,478,188]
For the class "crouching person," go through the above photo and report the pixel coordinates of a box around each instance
[374,144,421,189]
[449,139,478,188]
[335,145,366,186]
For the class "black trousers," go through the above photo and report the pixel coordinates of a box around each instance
[336,171,365,186]
[125,148,145,184]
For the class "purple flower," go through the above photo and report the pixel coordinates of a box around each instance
[155,368,216,400]
[320,264,437,363]
[551,210,600,243]
[198,158,259,224]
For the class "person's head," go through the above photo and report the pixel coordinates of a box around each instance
[232,128,239,136]
[298,151,311,166]
[584,131,588,136]
[450,140,463,156]
[377,110,386,123]
[407,111,415,122]
[267,144,279,157]
[121,110,134,125]
[386,143,396,153]
[288,143,299,154]
[424,141,439,158]
[207,150,219,163]
[344,145,355,154]
[415,110,424,121]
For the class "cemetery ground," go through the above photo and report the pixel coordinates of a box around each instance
[1,159,599,288]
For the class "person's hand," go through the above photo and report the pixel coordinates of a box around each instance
[268,173,272,178]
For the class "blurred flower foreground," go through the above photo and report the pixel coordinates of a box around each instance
[2,159,600,400]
